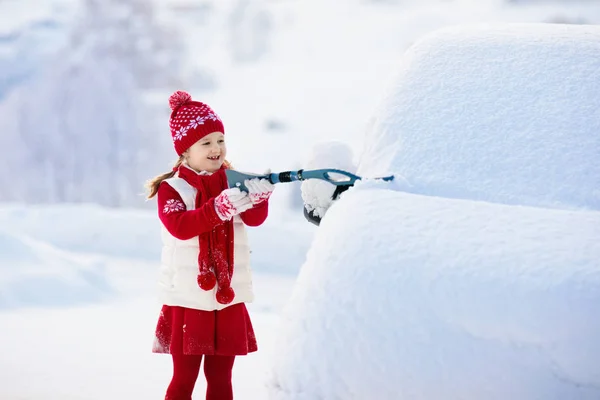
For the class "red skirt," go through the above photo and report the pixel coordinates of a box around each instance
[152,303,258,356]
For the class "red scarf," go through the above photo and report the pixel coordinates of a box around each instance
[177,164,235,305]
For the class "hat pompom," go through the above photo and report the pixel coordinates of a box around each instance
[216,286,235,305]
[169,90,192,111]
[197,272,217,291]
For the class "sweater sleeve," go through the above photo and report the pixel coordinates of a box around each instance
[157,181,224,240]
[240,199,269,227]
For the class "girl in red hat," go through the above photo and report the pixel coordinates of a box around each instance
[146,91,274,400]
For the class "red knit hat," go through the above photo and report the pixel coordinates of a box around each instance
[168,91,225,156]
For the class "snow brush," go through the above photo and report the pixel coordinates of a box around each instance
[225,168,394,193]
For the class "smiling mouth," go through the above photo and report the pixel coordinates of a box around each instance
[208,155,220,161]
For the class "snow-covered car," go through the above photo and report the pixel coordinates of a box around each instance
[268,23,600,400]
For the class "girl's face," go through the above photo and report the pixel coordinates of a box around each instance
[184,131,227,173]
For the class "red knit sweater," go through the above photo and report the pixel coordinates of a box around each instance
[157,181,269,240]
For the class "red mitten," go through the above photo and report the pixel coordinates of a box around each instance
[214,188,253,221]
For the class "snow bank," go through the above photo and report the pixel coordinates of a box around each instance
[0,231,112,309]
[357,23,600,211]
[269,187,600,399]
[270,23,600,399]
[0,203,162,260]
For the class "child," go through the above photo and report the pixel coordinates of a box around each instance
[146,90,274,400]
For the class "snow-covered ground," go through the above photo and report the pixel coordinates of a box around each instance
[0,270,295,399]
[0,205,309,399]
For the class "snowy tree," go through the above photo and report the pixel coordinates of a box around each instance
[0,0,185,207]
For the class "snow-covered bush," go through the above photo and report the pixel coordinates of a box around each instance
[0,0,184,207]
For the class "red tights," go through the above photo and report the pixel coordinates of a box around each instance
[165,353,235,400]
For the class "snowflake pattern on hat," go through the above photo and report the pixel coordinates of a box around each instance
[185,111,220,132]
[173,126,189,142]
[171,106,222,143]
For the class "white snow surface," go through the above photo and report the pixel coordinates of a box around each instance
[270,23,600,400]
[270,187,600,400]
[358,23,600,211]
[0,231,112,309]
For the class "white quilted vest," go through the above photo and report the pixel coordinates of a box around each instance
[158,175,254,311]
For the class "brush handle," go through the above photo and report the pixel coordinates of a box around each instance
[225,168,394,192]
[268,169,365,186]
